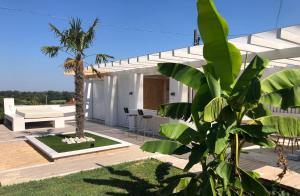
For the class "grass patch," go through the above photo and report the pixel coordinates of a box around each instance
[0,159,296,195]
[0,159,183,196]
[37,132,119,153]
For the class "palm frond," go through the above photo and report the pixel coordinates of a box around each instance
[64,57,78,71]
[95,53,114,65]
[63,18,85,54]
[41,46,61,58]
[69,18,82,32]
[49,23,64,38]
[91,65,104,78]
[83,18,99,49]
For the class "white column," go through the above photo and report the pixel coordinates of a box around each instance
[168,79,188,124]
[169,79,188,102]
[104,75,118,126]
[128,73,143,109]
[84,79,93,119]
[128,73,143,130]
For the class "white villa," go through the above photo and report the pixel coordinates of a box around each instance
[67,24,300,133]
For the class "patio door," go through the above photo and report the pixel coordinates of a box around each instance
[92,80,105,120]
[117,74,130,127]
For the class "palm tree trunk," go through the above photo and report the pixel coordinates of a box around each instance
[74,57,85,138]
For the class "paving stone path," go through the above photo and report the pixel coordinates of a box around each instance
[0,121,299,191]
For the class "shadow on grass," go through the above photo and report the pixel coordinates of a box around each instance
[84,162,173,196]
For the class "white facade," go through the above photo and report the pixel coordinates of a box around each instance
[79,24,300,131]
[84,66,298,132]
[84,67,192,132]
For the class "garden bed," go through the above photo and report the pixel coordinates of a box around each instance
[26,130,131,160]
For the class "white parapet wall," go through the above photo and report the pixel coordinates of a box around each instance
[15,104,75,121]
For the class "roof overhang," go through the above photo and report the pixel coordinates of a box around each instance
[65,24,300,77]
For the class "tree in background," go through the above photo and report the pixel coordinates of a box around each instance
[42,18,113,138]
[141,0,300,195]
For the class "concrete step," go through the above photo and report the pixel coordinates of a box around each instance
[287,153,300,161]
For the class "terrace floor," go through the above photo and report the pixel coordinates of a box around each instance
[0,120,299,190]
[0,140,49,171]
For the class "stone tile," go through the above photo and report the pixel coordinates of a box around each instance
[255,166,300,189]
[0,145,161,186]
[0,141,49,171]
[1,120,300,190]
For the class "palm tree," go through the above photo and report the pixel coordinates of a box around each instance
[42,18,113,138]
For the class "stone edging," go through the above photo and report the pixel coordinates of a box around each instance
[25,130,132,159]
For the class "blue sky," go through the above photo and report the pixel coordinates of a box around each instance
[0,0,299,91]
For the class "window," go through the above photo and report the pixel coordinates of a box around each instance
[143,75,169,110]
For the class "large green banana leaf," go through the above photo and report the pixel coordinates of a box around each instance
[184,143,207,171]
[173,177,192,194]
[141,140,190,155]
[261,69,300,93]
[200,173,217,196]
[207,124,228,154]
[230,56,268,109]
[197,0,242,92]
[260,86,300,109]
[239,125,277,138]
[191,84,212,137]
[239,168,269,196]
[243,136,276,148]
[203,97,228,122]
[157,63,206,90]
[204,69,221,98]
[244,77,261,104]
[255,116,300,137]
[159,123,201,144]
[158,102,191,121]
[231,56,268,95]
[216,161,233,187]
[246,103,272,119]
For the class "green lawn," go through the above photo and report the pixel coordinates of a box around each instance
[0,159,295,195]
[0,159,184,196]
[37,132,119,153]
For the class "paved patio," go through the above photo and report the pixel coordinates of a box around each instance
[0,120,299,190]
[0,140,49,171]
[0,121,163,185]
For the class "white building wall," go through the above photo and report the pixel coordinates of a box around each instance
[85,73,189,131]
[129,73,143,109]
[92,79,106,120]
[169,79,189,103]
[128,73,144,130]
[117,74,130,127]
[104,75,118,126]
[84,79,93,119]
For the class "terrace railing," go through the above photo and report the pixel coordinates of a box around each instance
[268,106,300,117]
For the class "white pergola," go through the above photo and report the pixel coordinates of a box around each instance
[79,24,300,76]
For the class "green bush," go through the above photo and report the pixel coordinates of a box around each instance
[49,100,67,104]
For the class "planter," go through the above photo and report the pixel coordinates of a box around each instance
[26,130,131,160]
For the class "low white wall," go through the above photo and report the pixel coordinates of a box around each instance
[15,104,75,121]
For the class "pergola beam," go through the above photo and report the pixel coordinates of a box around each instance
[277,25,300,44]
[248,30,298,49]
[72,24,300,76]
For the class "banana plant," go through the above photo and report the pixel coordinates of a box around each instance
[141,0,300,195]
